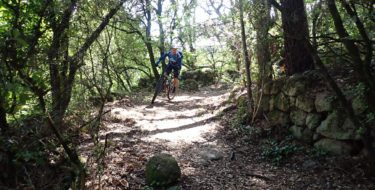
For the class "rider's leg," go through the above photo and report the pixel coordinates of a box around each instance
[165,64,172,77]
[173,77,179,88]
[173,66,180,89]
[163,64,173,91]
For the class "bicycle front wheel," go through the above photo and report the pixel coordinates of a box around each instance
[151,77,165,104]
[167,83,177,100]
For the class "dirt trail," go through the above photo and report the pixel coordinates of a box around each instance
[108,85,228,146]
[82,85,375,190]
[82,85,239,189]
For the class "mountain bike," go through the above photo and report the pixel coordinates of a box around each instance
[151,67,177,104]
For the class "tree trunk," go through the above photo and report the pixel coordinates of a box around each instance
[144,0,160,80]
[156,0,166,68]
[48,0,126,127]
[281,0,314,75]
[239,0,253,113]
[254,0,272,83]
[327,0,375,111]
[146,43,160,80]
[0,97,8,131]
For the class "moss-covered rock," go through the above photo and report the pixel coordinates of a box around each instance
[306,113,322,130]
[145,153,181,187]
[290,109,307,126]
[290,125,303,139]
[182,79,199,91]
[289,125,313,142]
[271,79,285,95]
[263,81,272,95]
[267,110,290,126]
[181,69,216,86]
[315,92,334,112]
[316,112,359,140]
[282,75,308,96]
[274,93,290,112]
[289,96,296,107]
[295,95,315,113]
[314,138,354,155]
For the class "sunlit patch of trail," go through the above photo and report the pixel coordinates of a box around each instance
[106,86,230,146]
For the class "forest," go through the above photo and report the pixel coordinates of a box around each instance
[0,0,374,189]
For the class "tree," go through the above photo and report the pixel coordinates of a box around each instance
[253,0,272,83]
[119,0,160,80]
[155,0,167,68]
[327,0,375,111]
[1,0,127,187]
[0,97,7,131]
[325,0,375,155]
[239,0,253,112]
[279,0,314,75]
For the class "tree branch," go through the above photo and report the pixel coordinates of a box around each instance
[339,0,373,67]
[71,0,127,64]
[108,24,144,38]
[268,0,282,12]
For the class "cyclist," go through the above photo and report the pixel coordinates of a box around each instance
[155,46,183,91]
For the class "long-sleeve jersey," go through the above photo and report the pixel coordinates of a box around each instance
[156,51,183,68]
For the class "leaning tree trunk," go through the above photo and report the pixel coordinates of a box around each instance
[281,0,314,75]
[239,0,253,113]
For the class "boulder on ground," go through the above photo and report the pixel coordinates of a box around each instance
[200,148,223,161]
[145,153,181,187]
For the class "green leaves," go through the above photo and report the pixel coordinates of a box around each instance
[12,29,28,47]
[262,138,303,166]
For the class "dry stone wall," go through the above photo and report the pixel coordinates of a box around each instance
[259,71,369,155]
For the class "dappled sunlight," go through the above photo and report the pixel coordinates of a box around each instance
[143,119,220,145]
[101,87,230,148]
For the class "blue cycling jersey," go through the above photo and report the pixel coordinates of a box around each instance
[156,51,183,68]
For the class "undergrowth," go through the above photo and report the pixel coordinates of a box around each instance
[261,137,303,166]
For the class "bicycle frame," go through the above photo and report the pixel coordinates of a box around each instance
[151,67,177,104]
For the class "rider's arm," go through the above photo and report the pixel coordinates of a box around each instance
[177,52,183,68]
[156,52,169,66]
